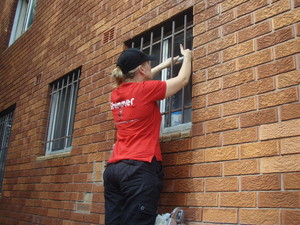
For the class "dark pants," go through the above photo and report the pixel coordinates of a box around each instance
[103,158,164,225]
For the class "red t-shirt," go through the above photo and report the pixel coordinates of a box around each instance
[108,80,166,163]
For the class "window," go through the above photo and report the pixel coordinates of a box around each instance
[0,105,15,193]
[45,68,81,155]
[126,9,193,132]
[9,0,37,46]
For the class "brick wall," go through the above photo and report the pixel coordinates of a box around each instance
[0,0,17,52]
[0,0,299,224]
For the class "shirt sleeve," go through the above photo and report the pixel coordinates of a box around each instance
[140,80,166,102]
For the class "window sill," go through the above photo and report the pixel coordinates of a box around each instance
[160,122,191,142]
[36,151,71,161]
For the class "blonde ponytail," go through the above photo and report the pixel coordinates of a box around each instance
[112,67,125,86]
[112,66,139,86]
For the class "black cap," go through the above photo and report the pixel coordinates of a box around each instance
[116,48,156,74]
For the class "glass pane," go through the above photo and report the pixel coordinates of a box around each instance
[171,110,182,126]
[15,0,28,39]
[183,108,192,123]
[26,0,37,28]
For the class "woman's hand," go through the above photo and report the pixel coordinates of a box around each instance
[164,44,192,98]
[180,44,192,61]
[151,44,192,78]
[161,55,180,69]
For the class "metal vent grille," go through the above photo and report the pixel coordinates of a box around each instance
[103,28,115,44]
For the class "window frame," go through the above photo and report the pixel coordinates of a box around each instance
[0,105,15,193]
[45,68,81,156]
[9,0,37,46]
[125,9,193,133]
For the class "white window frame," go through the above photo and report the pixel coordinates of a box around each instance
[45,68,81,155]
[9,0,37,46]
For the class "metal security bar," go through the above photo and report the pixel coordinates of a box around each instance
[45,68,81,155]
[126,9,193,128]
[0,105,15,192]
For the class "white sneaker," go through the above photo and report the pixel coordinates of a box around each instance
[155,213,171,225]
[167,208,185,225]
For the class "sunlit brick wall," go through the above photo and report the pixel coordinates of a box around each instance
[0,0,299,224]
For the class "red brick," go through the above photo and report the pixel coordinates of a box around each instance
[189,133,221,150]
[261,154,300,173]
[164,178,204,192]
[223,97,257,116]
[257,56,296,79]
[255,0,291,22]
[194,1,205,14]
[238,48,273,70]
[224,159,259,175]
[284,173,300,189]
[194,28,220,46]
[164,165,190,179]
[187,193,218,207]
[241,174,281,191]
[191,163,222,177]
[194,21,206,36]
[223,68,254,88]
[207,34,237,54]
[193,70,206,86]
[182,207,203,222]
[281,136,300,154]
[273,7,300,30]
[275,39,300,59]
[208,60,237,80]
[192,105,220,122]
[192,95,206,110]
[280,103,300,120]
[207,0,223,8]
[297,22,300,36]
[257,27,294,50]
[220,192,256,207]
[221,0,248,12]
[283,210,300,225]
[162,139,190,153]
[160,193,187,206]
[258,87,299,109]
[164,150,204,166]
[195,5,219,23]
[223,15,253,36]
[204,146,239,162]
[240,107,278,128]
[240,209,280,225]
[203,208,238,224]
[238,21,271,43]
[277,70,300,88]
[237,0,268,17]
[206,116,238,133]
[193,46,206,59]
[84,213,99,224]
[191,122,204,136]
[206,177,238,192]
[207,87,238,106]
[194,53,220,70]
[258,191,300,208]
[240,140,279,159]
[207,9,235,30]
[223,40,254,62]
[193,79,221,97]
